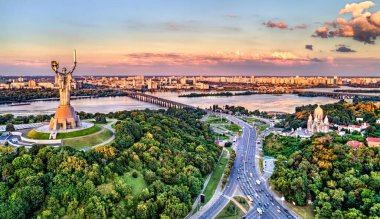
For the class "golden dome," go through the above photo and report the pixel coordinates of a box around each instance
[314,104,324,120]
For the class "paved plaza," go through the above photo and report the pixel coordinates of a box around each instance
[35,121,94,133]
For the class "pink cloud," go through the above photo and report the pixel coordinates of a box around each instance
[294,24,308,29]
[119,51,325,67]
[263,21,308,30]
[313,1,380,44]
[263,21,288,29]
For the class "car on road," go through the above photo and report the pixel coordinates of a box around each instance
[247,195,253,203]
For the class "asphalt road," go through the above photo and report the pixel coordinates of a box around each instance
[197,114,295,219]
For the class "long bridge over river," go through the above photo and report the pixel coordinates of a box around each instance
[125,91,196,109]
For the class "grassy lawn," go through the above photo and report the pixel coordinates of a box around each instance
[226,147,233,155]
[202,151,228,204]
[259,158,264,174]
[121,172,148,196]
[233,196,250,211]
[271,189,315,219]
[263,134,302,158]
[63,129,113,150]
[218,135,231,141]
[57,125,101,138]
[225,124,242,134]
[242,117,260,123]
[26,125,101,140]
[216,201,244,219]
[26,129,50,139]
[214,132,231,141]
[257,125,269,131]
[97,171,148,197]
[288,204,314,219]
[102,140,115,147]
[206,117,229,124]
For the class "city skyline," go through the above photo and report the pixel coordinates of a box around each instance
[1,0,380,76]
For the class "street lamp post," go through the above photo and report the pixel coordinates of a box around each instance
[235,204,237,219]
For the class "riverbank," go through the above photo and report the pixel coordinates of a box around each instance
[179,91,259,98]
[0,96,93,105]
[0,88,127,105]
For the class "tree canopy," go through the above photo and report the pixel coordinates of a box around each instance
[0,108,221,219]
[270,133,380,218]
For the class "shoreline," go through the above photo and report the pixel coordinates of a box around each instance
[0,95,123,105]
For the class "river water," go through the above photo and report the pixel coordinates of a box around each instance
[150,91,337,113]
[302,86,380,96]
[0,90,339,116]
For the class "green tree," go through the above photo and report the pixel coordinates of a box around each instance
[5,123,15,132]
[136,202,148,219]
[84,196,106,219]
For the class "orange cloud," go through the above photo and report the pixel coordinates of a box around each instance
[313,1,380,44]
[339,1,375,17]
[12,59,47,67]
[119,51,324,67]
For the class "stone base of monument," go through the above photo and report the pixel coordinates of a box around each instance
[35,121,94,134]
[49,105,81,130]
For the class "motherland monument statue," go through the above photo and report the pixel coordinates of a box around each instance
[49,50,81,130]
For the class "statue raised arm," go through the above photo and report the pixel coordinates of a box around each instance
[67,50,77,75]
[50,50,77,106]
[67,60,76,75]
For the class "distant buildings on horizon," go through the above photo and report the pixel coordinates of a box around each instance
[1,75,380,90]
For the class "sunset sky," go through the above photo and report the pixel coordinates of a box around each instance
[1,0,380,76]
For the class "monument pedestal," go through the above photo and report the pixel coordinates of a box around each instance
[49,105,81,130]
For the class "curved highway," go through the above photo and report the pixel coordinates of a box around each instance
[196,114,295,219]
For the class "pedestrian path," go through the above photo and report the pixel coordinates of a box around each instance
[83,119,117,151]
[0,123,44,132]
[230,197,248,214]
[189,148,231,219]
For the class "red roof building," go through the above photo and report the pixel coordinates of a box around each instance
[347,140,363,150]
[367,138,380,147]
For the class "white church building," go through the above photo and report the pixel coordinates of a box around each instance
[307,105,330,134]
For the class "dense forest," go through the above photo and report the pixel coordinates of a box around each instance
[277,101,380,130]
[263,133,304,158]
[270,133,380,218]
[0,88,126,103]
[0,114,51,126]
[0,108,221,219]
